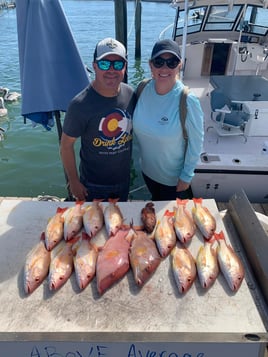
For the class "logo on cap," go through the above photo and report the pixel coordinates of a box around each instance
[105,39,118,49]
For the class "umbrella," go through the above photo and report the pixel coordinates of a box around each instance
[16,0,90,131]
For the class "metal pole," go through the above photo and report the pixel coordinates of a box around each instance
[114,0,128,82]
[181,0,189,81]
[135,0,142,59]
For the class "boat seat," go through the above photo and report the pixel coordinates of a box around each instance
[207,88,249,141]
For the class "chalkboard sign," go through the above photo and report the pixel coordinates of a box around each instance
[0,341,265,357]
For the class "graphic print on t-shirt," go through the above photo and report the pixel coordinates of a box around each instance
[96,108,132,152]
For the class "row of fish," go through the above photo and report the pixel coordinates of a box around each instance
[23,198,244,296]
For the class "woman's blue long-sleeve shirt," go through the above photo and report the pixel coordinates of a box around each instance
[133,79,204,186]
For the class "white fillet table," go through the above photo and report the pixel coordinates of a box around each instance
[0,198,267,357]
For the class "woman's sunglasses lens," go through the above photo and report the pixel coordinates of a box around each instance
[152,57,179,69]
[167,58,179,68]
[152,57,164,68]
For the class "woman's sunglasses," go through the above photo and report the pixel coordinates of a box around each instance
[151,56,180,69]
[96,59,126,71]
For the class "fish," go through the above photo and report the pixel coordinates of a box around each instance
[141,202,157,233]
[72,231,98,290]
[215,230,245,292]
[196,240,219,289]
[192,197,216,240]
[63,201,84,241]
[24,237,51,294]
[173,198,196,244]
[129,230,162,286]
[103,198,124,236]
[154,209,176,258]
[48,239,75,290]
[96,228,134,295]
[44,207,67,251]
[83,199,104,238]
[171,245,196,294]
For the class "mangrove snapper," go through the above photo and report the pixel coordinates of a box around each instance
[24,238,51,294]
[192,198,216,240]
[45,207,66,251]
[154,209,176,258]
[49,239,74,290]
[174,198,196,244]
[171,245,196,294]
[72,231,98,290]
[63,201,84,241]
[103,198,124,236]
[215,230,245,292]
[196,240,219,289]
[83,200,104,238]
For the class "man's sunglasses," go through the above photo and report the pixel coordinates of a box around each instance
[96,59,126,71]
[151,56,180,69]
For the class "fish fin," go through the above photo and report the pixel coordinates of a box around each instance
[82,231,90,240]
[40,231,45,241]
[56,207,68,214]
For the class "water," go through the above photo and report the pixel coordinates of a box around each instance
[0,1,175,199]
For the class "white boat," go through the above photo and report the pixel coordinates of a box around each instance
[168,0,268,203]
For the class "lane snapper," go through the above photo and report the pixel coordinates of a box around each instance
[141,202,157,234]
[44,207,67,251]
[63,201,84,241]
[24,237,51,294]
[171,245,196,294]
[72,231,98,290]
[173,198,196,244]
[129,230,162,287]
[192,198,216,240]
[48,238,78,290]
[196,240,219,289]
[103,198,124,236]
[154,209,176,258]
[83,199,104,238]
[215,230,245,292]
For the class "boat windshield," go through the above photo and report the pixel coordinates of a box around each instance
[173,3,268,40]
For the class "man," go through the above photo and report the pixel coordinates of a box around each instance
[60,38,136,201]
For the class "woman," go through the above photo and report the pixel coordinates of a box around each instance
[133,39,204,201]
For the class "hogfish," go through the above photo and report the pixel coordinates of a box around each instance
[129,230,162,286]
[96,228,134,295]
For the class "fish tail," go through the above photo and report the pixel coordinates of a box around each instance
[176,198,189,205]
[56,207,68,214]
[164,209,175,217]
[75,200,85,206]
[108,197,119,204]
[213,230,225,241]
[192,197,203,204]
